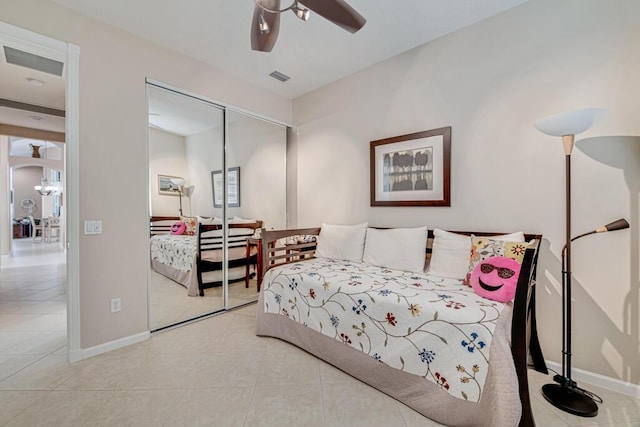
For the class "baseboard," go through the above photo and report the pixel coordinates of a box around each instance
[545,360,640,399]
[68,331,150,363]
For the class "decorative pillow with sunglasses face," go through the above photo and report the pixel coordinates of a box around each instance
[470,256,521,302]
[466,237,531,302]
[170,221,186,235]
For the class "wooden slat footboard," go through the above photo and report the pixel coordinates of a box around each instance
[260,227,547,427]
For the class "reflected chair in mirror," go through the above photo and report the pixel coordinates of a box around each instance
[28,215,44,243]
[46,216,61,243]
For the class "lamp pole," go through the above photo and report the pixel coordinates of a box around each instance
[539,131,599,416]
[563,135,573,382]
[534,108,610,417]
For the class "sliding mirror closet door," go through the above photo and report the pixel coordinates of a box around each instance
[147,84,225,330]
[224,110,287,308]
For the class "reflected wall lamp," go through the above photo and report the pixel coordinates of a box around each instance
[534,108,629,417]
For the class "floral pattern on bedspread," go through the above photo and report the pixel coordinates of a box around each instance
[150,235,196,272]
[262,258,507,402]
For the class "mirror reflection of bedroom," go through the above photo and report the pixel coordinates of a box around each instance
[147,83,286,330]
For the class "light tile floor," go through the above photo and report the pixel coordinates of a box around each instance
[1,242,639,426]
[150,268,259,331]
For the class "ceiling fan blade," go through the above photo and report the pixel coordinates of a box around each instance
[299,0,366,33]
[251,1,281,52]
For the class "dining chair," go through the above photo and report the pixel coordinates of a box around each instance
[28,215,44,242]
[46,216,61,243]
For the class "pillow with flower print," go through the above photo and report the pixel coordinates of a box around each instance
[181,216,197,236]
[465,236,531,302]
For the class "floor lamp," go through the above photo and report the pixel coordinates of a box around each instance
[170,178,185,216]
[170,178,194,217]
[534,108,629,417]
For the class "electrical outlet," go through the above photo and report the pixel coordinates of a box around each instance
[111,298,121,313]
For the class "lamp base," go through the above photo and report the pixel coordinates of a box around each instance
[542,383,598,417]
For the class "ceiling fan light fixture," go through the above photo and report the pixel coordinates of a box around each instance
[251,0,366,52]
[258,10,270,34]
[292,3,310,21]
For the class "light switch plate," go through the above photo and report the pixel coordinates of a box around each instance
[84,220,103,235]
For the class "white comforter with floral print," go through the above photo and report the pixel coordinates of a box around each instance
[262,258,508,402]
[150,235,196,272]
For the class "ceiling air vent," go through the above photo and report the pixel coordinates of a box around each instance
[3,46,64,77]
[269,70,290,83]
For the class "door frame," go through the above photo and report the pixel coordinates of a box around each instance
[0,21,81,362]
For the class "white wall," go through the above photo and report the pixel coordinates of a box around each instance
[0,136,9,256]
[148,128,187,217]
[12,166,42,219]
[185,114,287,228]
[1,0,292,349]
[292,0,640,384]
[226,113,287,229]
[185,126,224,218]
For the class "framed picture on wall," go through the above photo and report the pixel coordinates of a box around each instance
[158,174,182,196]
[211,166,240,208]
[370,127,451,207]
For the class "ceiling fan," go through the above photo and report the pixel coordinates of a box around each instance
[251,0,366,52]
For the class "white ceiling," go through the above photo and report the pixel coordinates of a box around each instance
[48,0,529,100]
[1,0,529,136]
[0,41,66,133]
[147,86,224,136]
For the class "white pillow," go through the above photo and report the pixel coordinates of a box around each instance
[429,229,525,279]
[363,227,428,273]
[315,222,368,262]
[197,216,222,224]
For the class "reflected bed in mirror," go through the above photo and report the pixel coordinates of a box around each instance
[149,216,262,296]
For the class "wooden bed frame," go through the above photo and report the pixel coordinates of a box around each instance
[259,227,548,427]
[149,216,180,235]
[195,221,262,296]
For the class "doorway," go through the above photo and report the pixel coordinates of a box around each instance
[146,81,287,331]
[0,21,80,362]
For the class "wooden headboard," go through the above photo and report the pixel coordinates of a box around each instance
[150,217,265,237]
[149,216,180,236]
[259,227,542,276]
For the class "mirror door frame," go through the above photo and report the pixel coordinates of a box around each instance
[145,79,288,330]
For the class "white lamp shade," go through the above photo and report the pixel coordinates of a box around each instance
[534,108,606,137]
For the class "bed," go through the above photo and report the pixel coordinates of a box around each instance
[256,227,547,427]
[149,216,262,296]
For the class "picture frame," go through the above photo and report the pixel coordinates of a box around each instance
[211,166,240,208]
[370,127,451,207]
[158,174,182,196]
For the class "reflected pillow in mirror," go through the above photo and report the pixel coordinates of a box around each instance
[170,222,186,235]
[230,216,257,224]
[181,216,197,235]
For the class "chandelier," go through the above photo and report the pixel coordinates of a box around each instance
[35,176,56,196]
[33,141,58,196]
